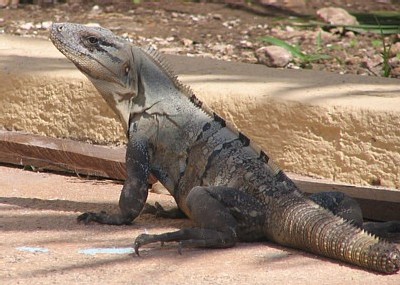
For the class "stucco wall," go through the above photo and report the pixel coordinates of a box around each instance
[1,35,399,188]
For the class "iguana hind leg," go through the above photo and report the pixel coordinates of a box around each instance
[134,186,266,254]
[310,191,400,241]
[363,221,400,242]
[309,191,363,226]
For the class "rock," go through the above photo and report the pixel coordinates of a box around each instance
[211,43,234,55]
[389,56,400,69]
[390,66,400,78]
[212,13,222,20]
[345,57,359,66]
[239,40,253,48]
[344,31,356,38]
[389,42,400,57]
[360,55,383,75]
[285,26,295,32]
[317,7,359,26]
[181,38,193,47]
[222,19,240,29]
[159,47,185,54]
[89,5,103,16]
[40,21,53,30]
[255,46,293,68]
[258,0,307,14]
[85,23,101,28]
[20,22,34,30]
[241,51,258,64]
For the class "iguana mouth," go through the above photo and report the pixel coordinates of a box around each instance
[50,23,123,85]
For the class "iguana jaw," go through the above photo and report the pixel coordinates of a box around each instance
[50,23,135,131]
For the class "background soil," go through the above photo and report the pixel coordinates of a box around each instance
[1,0,399,77]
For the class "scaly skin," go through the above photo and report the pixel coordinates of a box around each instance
[267,195,399,273]
[50,22,400,274]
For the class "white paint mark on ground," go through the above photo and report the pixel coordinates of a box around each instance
[78,247,134,255]
[16,246,49,253]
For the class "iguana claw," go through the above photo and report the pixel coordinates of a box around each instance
[77,211,133,225]
[177,242,183,255]
[77,211,106,224]
[134,233,149,256]
[134,242,141,256]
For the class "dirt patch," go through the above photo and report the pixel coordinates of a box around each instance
[0,0,399,77]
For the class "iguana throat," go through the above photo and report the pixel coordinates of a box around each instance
[50,23,139,131]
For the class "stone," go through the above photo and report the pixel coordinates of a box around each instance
[390,66,400,78]
[19,22,34,30]
[317,7,359,26]
[181,38,193,47]
[89,5,103,16]
[258,0,307,14]
[239,40,253,48]
[255,46,293,67]
[389,42,400,57]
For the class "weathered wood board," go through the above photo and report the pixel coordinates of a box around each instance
[1,130,398,221]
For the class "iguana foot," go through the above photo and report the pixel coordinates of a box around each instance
[77,211,132,225]
[134,228,237,256]
[142,202,187,219]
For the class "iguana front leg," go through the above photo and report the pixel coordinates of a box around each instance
[134,186,266,254]
[78,138,150,225]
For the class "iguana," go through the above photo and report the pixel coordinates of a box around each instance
[49,22,400,274]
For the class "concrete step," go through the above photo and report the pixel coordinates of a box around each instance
[0,34,399,188]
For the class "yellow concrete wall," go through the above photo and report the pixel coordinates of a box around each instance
[1,35,399,188]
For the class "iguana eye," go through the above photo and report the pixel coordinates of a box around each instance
[87,36,99,44]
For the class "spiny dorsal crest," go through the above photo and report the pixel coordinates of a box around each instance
[140,46,287,179]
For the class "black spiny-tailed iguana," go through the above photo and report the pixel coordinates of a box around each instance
[49,22,400,274]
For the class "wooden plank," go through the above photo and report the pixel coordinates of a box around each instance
[0,130,398,221]
[0,130,127,180]
[291,174,400,221]
[291,174,400,203]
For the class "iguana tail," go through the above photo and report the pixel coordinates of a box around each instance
[266,195,400,274]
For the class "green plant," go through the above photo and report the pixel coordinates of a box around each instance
[349,39,358,48]
[316,31,323,52]
[380,37,392,77]
[371,39,382,48]
[373,15,397,77]
[260,36,330,67]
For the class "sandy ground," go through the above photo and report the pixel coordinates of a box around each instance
[0,165,399,284]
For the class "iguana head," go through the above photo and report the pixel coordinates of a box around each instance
[50,23,138,131]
